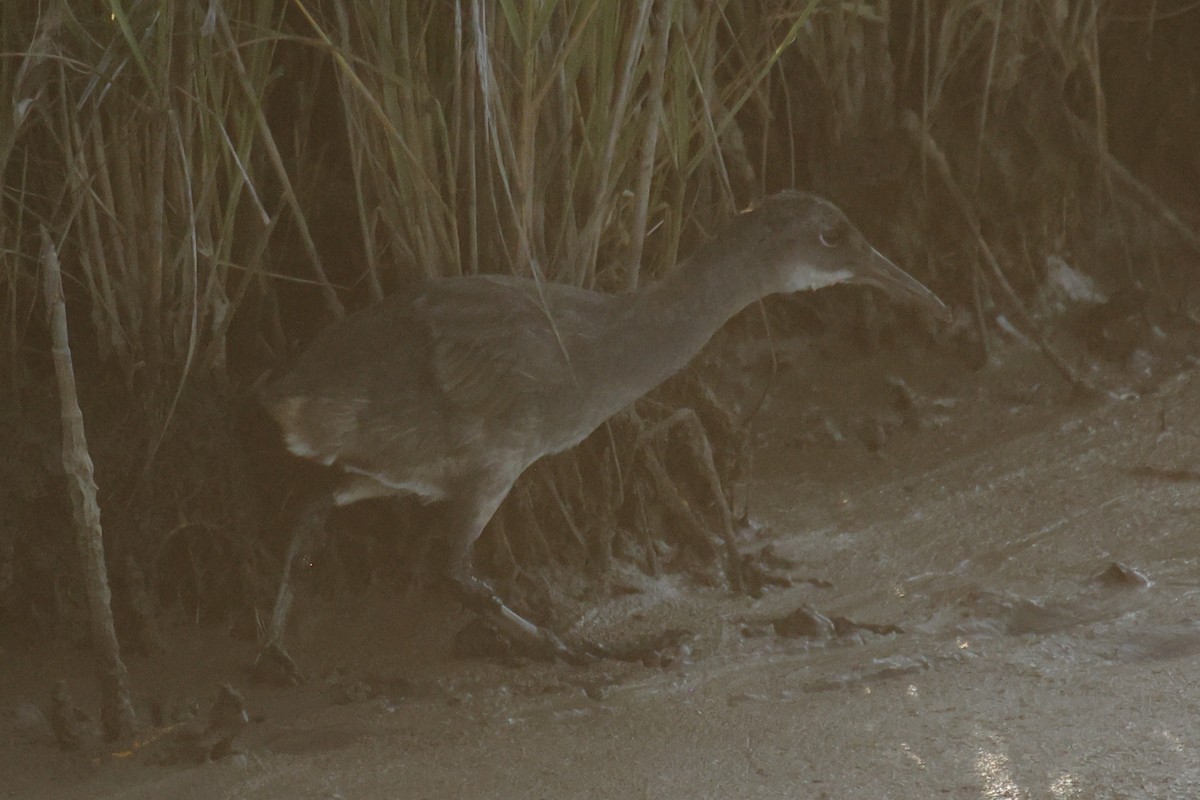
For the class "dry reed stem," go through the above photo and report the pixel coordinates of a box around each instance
[40,226,137,742]
[1062,109,1200,258]
[625,0,674,290]
[900,111,1094,394]
[217,5,343,319]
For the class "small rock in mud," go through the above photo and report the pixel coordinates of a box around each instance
[759,606,902,641]
[1092,561,1152,589]
[771,605,836,639]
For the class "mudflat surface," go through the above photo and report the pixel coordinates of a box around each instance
[5,344,1200,799]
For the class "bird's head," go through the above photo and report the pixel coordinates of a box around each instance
[730,190,951,321]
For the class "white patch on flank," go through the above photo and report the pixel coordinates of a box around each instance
[283,432,332,464]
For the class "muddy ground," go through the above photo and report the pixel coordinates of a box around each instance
[5,339,1200,799]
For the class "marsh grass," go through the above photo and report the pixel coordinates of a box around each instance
[4,1,1155,387]
[2,0,1195,631]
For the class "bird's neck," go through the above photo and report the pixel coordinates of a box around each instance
[591,248,771,399]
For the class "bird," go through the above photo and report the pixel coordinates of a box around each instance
[258,190,950,668]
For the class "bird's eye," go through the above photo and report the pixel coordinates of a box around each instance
[819,221,849,248]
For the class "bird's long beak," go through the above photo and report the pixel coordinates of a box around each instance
[858,248,952,322]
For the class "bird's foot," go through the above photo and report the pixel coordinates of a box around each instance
[534,627,597,666]
[446,574,600,664]
[448,573,693,667]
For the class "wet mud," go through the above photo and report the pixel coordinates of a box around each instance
[5,344,1200,799]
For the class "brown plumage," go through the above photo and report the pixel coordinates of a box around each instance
[261,191,949,663]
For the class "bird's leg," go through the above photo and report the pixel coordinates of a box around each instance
[449,568,579,661]
[267,493,334,644]
[443,491,589,664]
[253,493,334,683]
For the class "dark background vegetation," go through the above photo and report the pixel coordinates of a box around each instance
[1,0,1198,650]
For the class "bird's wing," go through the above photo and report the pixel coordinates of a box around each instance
[263,275,615,473]
[417,276,606,419]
